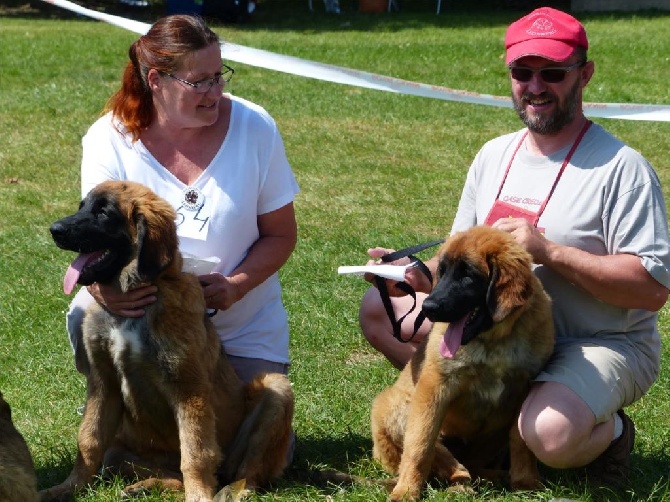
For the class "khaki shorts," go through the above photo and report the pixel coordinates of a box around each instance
[534,336,659,423]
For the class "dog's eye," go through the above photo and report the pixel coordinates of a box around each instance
[452,260,479,281]
[91,197,112,216]
[91,199,115,220]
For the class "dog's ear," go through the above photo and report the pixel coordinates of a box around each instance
[486,253,533,322]
[135,210,178,281]
[485,261,500,320]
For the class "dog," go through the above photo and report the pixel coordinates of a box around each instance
[0,391,38,502]
[370,225,555,501]
[42,180,294,502]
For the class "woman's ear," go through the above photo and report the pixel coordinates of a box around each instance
[146,68,162,91]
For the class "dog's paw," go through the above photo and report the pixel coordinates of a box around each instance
[213,479,250,501]
[389,484,420,502]
[38,485,75,502]
[120,484,150,499]
[446,482,475,494]
[510,477,543,491]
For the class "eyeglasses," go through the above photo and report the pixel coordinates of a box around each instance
[509,61,586,84]
[161,64,235,93]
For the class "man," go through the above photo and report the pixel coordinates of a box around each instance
[358,7,670,485]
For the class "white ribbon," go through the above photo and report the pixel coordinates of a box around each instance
[41,0,670,122]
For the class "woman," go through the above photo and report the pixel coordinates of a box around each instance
[66,15,299,385]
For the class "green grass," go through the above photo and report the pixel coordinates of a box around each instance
[1,1,670,500]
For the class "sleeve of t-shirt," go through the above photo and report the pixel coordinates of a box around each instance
[255,114,299,216]
[450,151,481,235]
[80,115,125,198]
[605,151,670,289]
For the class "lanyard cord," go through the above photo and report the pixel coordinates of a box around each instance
[377,121,593,343]
[494,120,592,226]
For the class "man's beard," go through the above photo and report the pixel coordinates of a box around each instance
[512,79,580,135]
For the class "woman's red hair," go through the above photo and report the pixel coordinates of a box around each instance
[104,15,220,141]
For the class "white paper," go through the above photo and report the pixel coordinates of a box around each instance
[181,253,221,275]
[337,264,410,282]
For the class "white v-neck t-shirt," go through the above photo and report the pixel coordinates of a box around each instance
[75,94,299,364]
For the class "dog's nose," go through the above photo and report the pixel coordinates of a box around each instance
[421,298,440,320]
[50,221,67,240]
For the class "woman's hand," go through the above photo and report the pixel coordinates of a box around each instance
[199,273,241,311]
[87,282,157,317]
[200,203,296,312]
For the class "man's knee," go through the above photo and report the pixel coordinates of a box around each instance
[359,287,387,342]
[519,386,596,468]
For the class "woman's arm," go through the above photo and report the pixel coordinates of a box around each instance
[201,202,298,310]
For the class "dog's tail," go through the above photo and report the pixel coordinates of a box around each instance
[220,373,294,487]
[221,392,266,475]
[220,374,397,492]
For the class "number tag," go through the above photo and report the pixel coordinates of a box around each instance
[174,196,211,241]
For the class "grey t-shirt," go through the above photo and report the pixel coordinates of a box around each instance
[451,122,670,369]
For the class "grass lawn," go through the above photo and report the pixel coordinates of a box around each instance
[1,1,670,500]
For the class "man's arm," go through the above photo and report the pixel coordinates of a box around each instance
[493,218,669,312]
[539,243,668,311]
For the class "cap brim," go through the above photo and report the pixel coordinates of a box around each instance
[505,39,577,65]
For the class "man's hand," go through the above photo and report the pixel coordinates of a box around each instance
[491,217,549,264]
[363,247,434,296]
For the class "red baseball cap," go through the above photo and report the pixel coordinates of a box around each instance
[505,7,588,65]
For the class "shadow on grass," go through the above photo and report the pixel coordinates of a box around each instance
[33,433,670,499]
[35,461,75,492]
[34,432,375,494]
[0,0,167,21]
[3,0,668,35]
[292,434,670,500]
[538,450,670,502]
[292,430,372,469]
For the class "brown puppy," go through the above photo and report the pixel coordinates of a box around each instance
[371,225,555,501]
[42,180,294,502]
[0,391,38,502]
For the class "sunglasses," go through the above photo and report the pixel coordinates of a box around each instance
[509,61,586,84]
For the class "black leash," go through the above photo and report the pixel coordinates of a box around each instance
[373,239,445,343]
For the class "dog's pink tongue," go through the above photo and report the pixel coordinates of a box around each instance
[63,252,101,295]
[439,315,468,359]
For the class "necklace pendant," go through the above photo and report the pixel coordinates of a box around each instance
[182,186,205,211]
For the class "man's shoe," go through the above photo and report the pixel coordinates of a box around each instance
[584,410,635,488]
